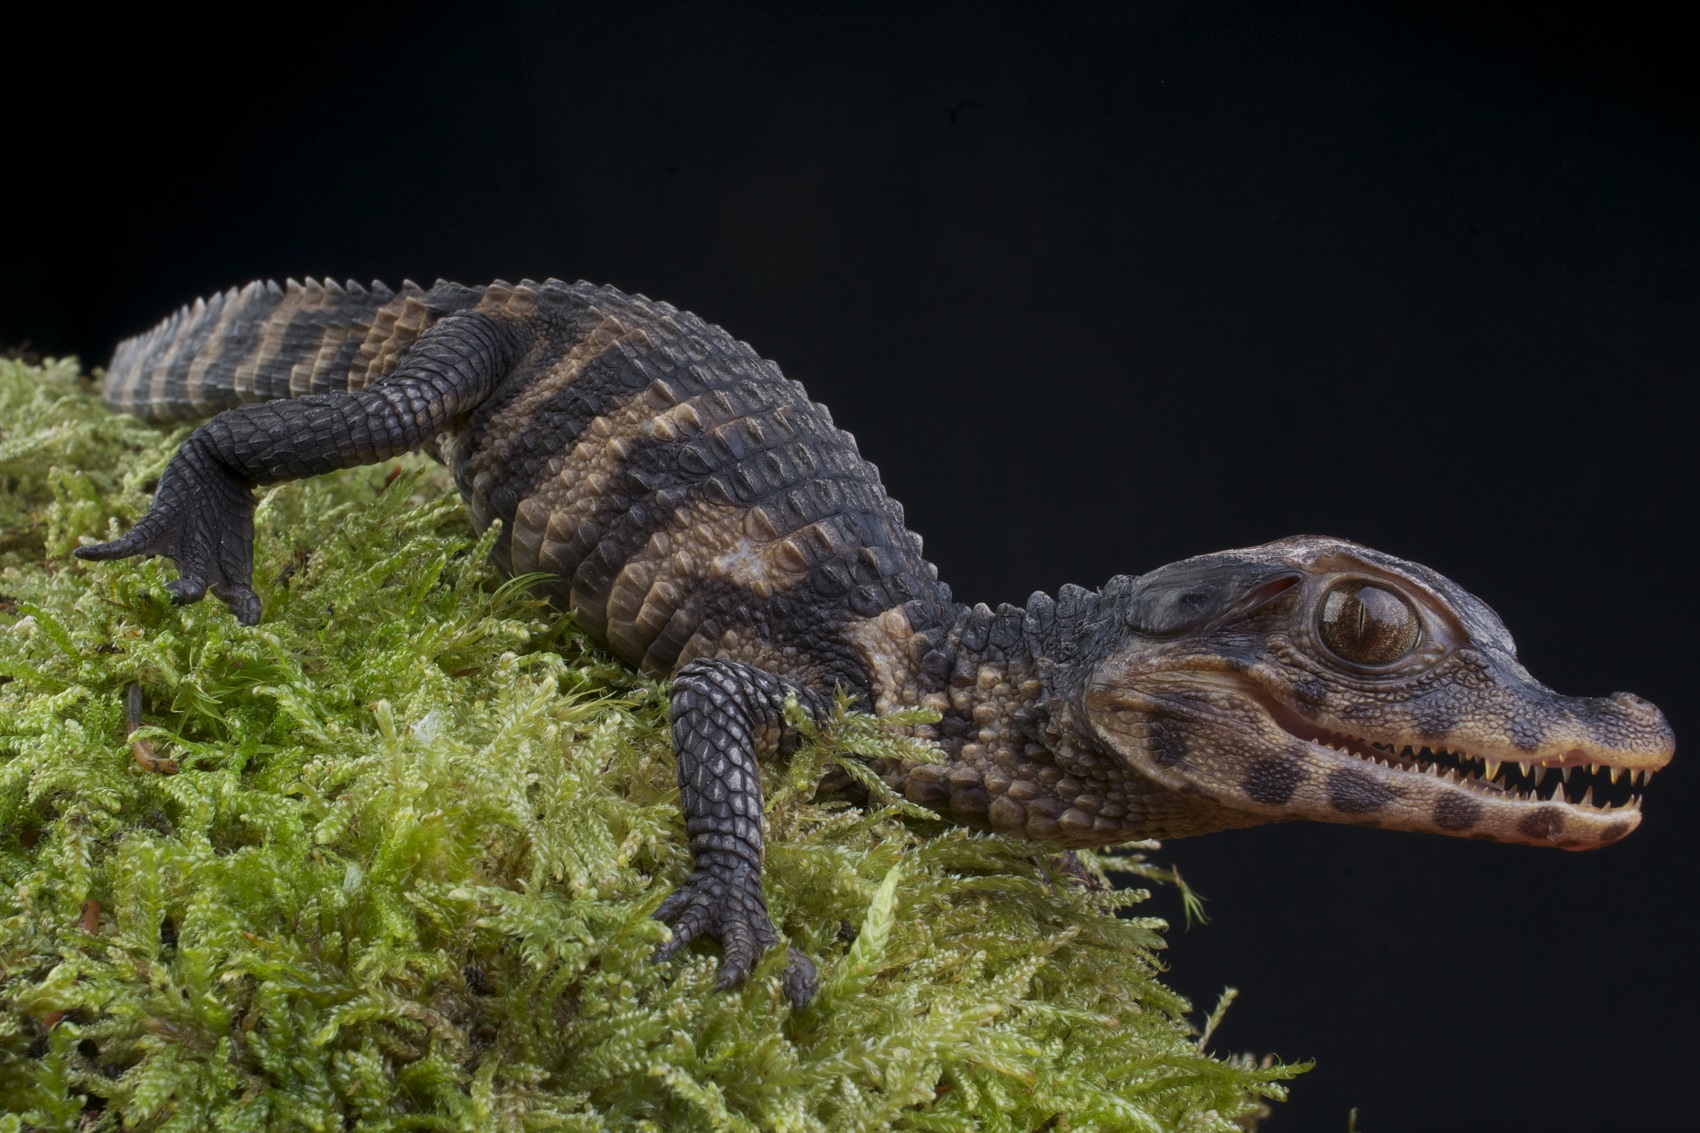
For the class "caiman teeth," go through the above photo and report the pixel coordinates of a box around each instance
[1296,724,1651,811]
[1258,696,1652,810]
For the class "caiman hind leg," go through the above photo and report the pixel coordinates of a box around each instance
[655,658,826,1007]
[75,312,521,624]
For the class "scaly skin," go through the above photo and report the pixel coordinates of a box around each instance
[74,278,1677,1004]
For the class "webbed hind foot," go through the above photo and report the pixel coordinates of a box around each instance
[75,432,261,624]
[653,867,818,1006]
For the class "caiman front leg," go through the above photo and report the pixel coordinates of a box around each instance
[75,313,520,623]
[655,658,825,1007]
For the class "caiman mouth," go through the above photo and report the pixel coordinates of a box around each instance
[1260,696,1653,813]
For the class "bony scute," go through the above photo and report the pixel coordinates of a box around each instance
[75,278,1675,996]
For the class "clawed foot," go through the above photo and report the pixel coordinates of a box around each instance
[74,436,261,625]
[653,869,818,1007]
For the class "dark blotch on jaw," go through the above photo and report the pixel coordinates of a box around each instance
[1508,713,1549,754]
[1327,769,1398,814]
[1597,820,1632,843]
[1152,718,1188,768]
[1406,699,1459,744]
[1243,759,1307,805]
[1433,793,1483,831]
[1516,807,1567,841]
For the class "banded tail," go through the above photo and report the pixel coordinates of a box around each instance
[103,278,488,423]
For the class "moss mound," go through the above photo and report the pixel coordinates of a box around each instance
[0,358,1301,1131]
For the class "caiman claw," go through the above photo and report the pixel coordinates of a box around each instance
[653,868,818,1007]
[75,433,262,625]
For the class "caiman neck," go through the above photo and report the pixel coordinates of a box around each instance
[894,587,1276,846]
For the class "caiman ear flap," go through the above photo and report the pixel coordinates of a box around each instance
[1126,559,1301,638]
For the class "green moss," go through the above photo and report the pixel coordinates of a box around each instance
[0,358,1302,1131]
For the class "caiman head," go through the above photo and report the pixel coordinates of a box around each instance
[1054,536,1673,849]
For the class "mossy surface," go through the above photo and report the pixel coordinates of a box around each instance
[0,359,1302,1131]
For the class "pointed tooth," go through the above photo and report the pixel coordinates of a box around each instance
[1584,785,1597,807]
[1484,758,1502,780]
[1610,766,1624,785]
[1589,762,1601,776]
[1561,766,1573,783]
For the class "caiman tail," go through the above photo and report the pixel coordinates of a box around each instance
[103,278,488,422]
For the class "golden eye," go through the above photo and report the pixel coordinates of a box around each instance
[1318,581,1421,666]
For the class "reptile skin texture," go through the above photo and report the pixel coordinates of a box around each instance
[76,278,1676,1005]
[658,659,826,1004]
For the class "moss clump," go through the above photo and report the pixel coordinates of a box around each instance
[0,358,1302,1131]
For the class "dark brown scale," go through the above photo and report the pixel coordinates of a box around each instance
[404,282,948,695]
[77,276,1676,1006]
[81,278,968,1004]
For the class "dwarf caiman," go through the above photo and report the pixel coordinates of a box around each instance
[74,278,1676,1005]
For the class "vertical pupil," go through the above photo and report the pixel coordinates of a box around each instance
[1319,581,1419,664]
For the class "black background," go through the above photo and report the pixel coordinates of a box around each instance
[8,4,1696,1129]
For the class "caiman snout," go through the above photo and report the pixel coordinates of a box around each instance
[1579,691,1676,769]
[1609,691,1673,734]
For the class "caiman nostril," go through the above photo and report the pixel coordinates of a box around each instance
[1610,692,1662,720]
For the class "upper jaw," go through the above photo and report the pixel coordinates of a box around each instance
[1086,671,1669,849]
[1261,693,1661,814]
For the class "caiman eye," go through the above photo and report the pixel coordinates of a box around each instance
[1318,580,1421,666]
